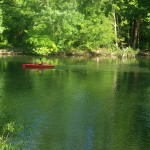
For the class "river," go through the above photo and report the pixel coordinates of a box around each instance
[0,56,150,150]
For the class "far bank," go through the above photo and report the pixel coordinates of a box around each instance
[0,47,149,58]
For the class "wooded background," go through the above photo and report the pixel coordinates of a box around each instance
[0,0,150,55]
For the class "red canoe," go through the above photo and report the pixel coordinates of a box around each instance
[22,64,55,69]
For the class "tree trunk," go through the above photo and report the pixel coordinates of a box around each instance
[113,10,118,47]
[111,0,118,47]
[132,17,141,49]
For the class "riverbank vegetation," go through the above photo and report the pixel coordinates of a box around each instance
[0,110,24,150]
[0,0,150,57]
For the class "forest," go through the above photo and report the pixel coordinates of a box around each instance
[0,0,150,56]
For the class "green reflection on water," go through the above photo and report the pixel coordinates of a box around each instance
[0,56,150,150]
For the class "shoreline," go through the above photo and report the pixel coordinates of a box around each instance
[0,48,150,58]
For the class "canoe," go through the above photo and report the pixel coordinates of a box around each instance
[22,64,55,69]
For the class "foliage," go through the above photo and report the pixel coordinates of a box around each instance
[121,47,139,58]
[0,103,24,150]
[26,2,84,54]
[0,121,22,150]
[78,0,115,50]
[114,0,150,49]
[0,0,150,55]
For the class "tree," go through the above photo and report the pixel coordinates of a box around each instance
[78,0,115,50]
[1,0,150,54]
[114,0,150,49]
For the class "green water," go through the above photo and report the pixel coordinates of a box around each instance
[0,56,150,150]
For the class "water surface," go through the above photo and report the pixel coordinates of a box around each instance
[0,56,150,150]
